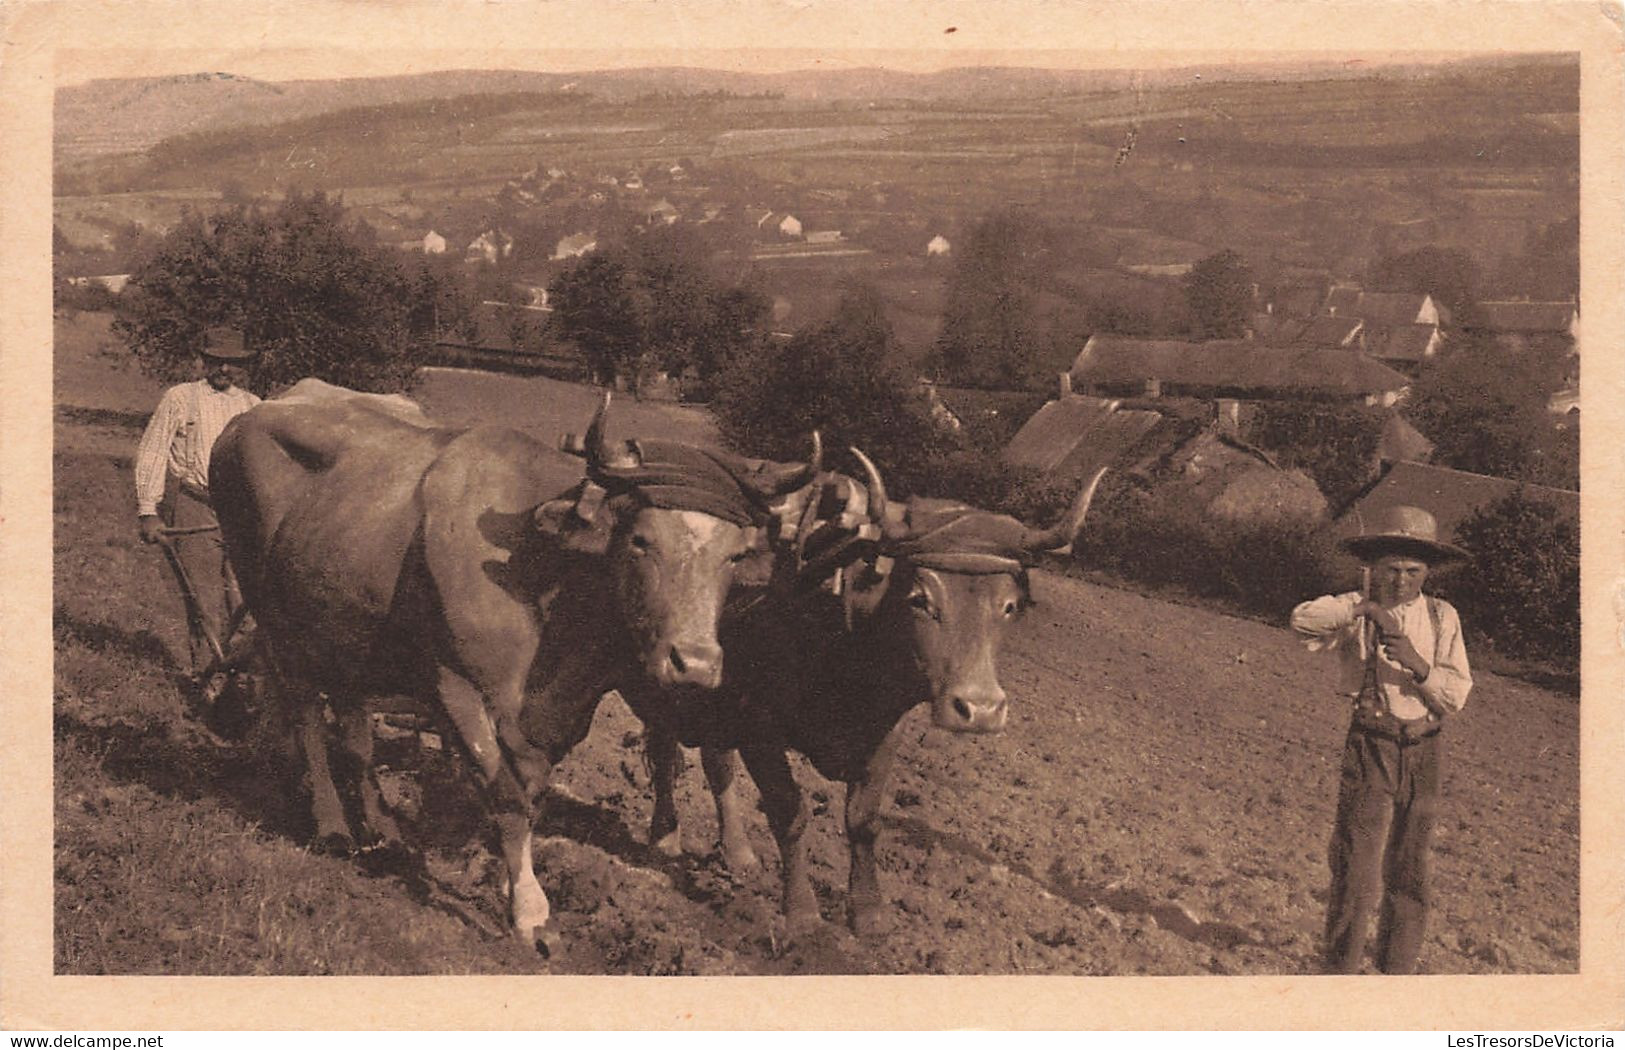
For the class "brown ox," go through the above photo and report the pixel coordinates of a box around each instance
[208,390,814,948]
[624,454,1108,933]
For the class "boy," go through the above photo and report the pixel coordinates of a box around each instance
[1291,504,1472,974]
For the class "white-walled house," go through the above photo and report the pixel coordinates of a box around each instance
[926,234,951,257]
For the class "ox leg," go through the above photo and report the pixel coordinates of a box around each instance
[435,667,553,951]
[702,747,759,872]
[739,742,819,927]
[646,723,684,858]
[844,726,904,935]
[294,695,353,854]
[334,702,404,853]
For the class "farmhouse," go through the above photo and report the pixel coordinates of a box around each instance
[776,214,804,239]
[1267,282,1328,318]
[1350,291,1441,327]
[66,273,130,294]
[1465,301,1579,354]
[1292,315,1365,349]
[645,198,679,225]
[1365,323,1444,370]
[804,230,844,245]
[1004,388,1327,526]
[465,230,514,265]
[926,235,951,257]
[421,230,447,254]
[1116,235,1211,277]
[1070,335,1412,406]
[552,232,598,260]
[1004,393,1164,481]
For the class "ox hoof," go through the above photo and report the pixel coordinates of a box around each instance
[848,902,886,937]
[720,841,759,873]
[517,923,561,958]
[785,907,824,937]
[311,831,356,857]
[651,830,684,859]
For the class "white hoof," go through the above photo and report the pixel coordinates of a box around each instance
[652,830,683,858]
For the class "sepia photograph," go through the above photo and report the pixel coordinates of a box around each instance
[4,0,1623,1032]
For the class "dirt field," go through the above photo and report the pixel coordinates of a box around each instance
[51,313,1579,976]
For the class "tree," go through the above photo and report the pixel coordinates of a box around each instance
[1450,490,1579,669]
[548,254,647,385]
[113,191,430,393]
[711,281,945,483]
[548,224,764,388]
[1182,249,1254,340]
[933,207,1050,389]
[1406,340,1559,481]
[1368,245,1481,326]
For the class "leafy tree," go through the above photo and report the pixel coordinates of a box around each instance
[404,253,475,342]
[548,224,764,388]
[1249,401,1388,513]
[548,254,647,385]
[1491,216,1577,302]
[1407,340,1563,482]
[1368,245,1480,326]
[1182,249,1254,340]
[711,281,946,489]
[113,191,428,393]
[933,207,1049,389]
[1449,490,1579,670]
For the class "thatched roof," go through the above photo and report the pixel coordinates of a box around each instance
[1336,460,1577,549]
[1070,336,1411,399]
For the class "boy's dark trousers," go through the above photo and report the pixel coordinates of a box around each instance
[1322,719,1442,974]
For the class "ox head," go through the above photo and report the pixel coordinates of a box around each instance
[541,394,819,689]
[830,451,1107,734]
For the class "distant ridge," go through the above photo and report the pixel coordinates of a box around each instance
[56,54,1575,162]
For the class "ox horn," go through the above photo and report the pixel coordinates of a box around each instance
[744,429,824,497]
[850,446,907,541]
[1019,467,1109,554]
[583,391,638,470]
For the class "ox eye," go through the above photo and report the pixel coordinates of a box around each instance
[908,589,939,620]
[1003,600,1020,618]
[630,534,652,555]
[729,549,750,564]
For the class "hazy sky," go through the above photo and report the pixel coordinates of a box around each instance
[59,47,1482,87]
[48,0,1523,88]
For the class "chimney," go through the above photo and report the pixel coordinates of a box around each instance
[1059,372,1072,398]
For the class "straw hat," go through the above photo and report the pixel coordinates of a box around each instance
[198,327,256,361]
[1342,504,1470,564]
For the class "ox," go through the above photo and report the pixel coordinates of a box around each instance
[624,453,1108,933]
[209,390,816,948]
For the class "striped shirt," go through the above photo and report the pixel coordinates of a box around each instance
[134,380,261,515]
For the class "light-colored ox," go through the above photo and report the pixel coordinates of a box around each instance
[209,389,815,949]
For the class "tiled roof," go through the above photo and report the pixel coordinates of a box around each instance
[1352,292,1431,327]
[1070,337,1411,397]
[1298,315,1364,347]
[1336,460,1577,548]
[1367,323,1440,363]
[1471,301,1577,333]
[1003,395,1165,479]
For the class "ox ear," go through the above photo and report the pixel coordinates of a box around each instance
[533,481,613,555]
[841,554,895,630]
